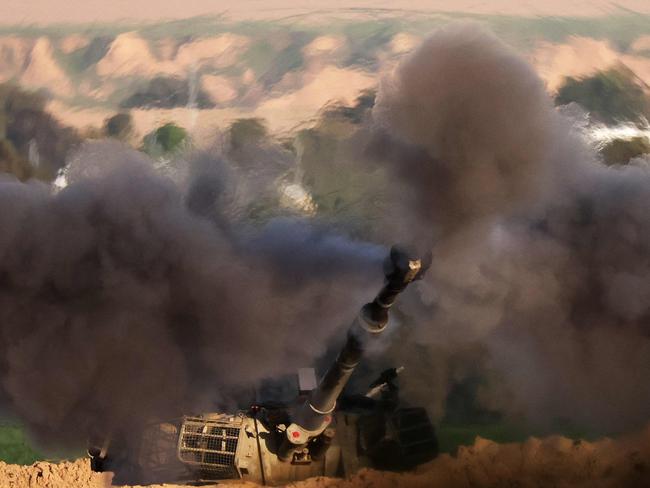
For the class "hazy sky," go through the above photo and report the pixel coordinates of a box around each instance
[1,0,649,25]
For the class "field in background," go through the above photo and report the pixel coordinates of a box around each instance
[2,11,650,43]
[1,11,649,137]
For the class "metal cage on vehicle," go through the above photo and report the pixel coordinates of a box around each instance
[177,416,243,480]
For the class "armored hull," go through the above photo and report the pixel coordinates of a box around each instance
[103,406,437,486]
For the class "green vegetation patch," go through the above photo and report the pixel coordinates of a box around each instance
[436,420,601,454]
[556,67,650,124]
[600,136,650,165]
[142,122,189,157]
[0,424,43,465]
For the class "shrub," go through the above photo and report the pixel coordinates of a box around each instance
[103,112,134,142]
[142,122,188,156]
[556,67,650,124]
[600,136,650,165]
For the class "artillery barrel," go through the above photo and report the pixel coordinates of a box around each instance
[278,245,428,461]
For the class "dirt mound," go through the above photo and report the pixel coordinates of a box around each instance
[0,459,109,488]
[96,32,165,78]
[59,35,90,54]
[0,36,33,82]
[631,35,650,53]
[256,64,375,130]
[200,74,238,104]
[174,34,249,70]
[531,36,650,92]
[96,33,247,79]
[20,37,72,96]
[531,36,620,92]
[295,428,650,488]
[2,428,649,487]
[389,33,420,55]
[303,36,346,59]
[154,38,179,62]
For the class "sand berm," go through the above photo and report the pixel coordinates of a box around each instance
[1,427,649,488]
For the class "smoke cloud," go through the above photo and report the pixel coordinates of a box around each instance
[1,21,649,459]
[0,141,384,447]
[367,23,650,431]
[370,24,577,243]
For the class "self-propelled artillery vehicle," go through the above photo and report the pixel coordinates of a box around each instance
[89,245,438,485]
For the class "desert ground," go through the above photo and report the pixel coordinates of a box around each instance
[2,427,650,488]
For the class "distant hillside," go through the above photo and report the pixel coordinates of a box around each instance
[0,13,648,136]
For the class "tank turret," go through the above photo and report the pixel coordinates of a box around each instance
[278,245,430,462]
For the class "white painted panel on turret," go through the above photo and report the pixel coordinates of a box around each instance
[298,368,317,394]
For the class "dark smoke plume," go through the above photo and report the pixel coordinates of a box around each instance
[1,21,649,456]
[366,23,650,431]
[0,141,383,447]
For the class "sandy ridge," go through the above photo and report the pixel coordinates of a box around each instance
[1,427,649,488]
